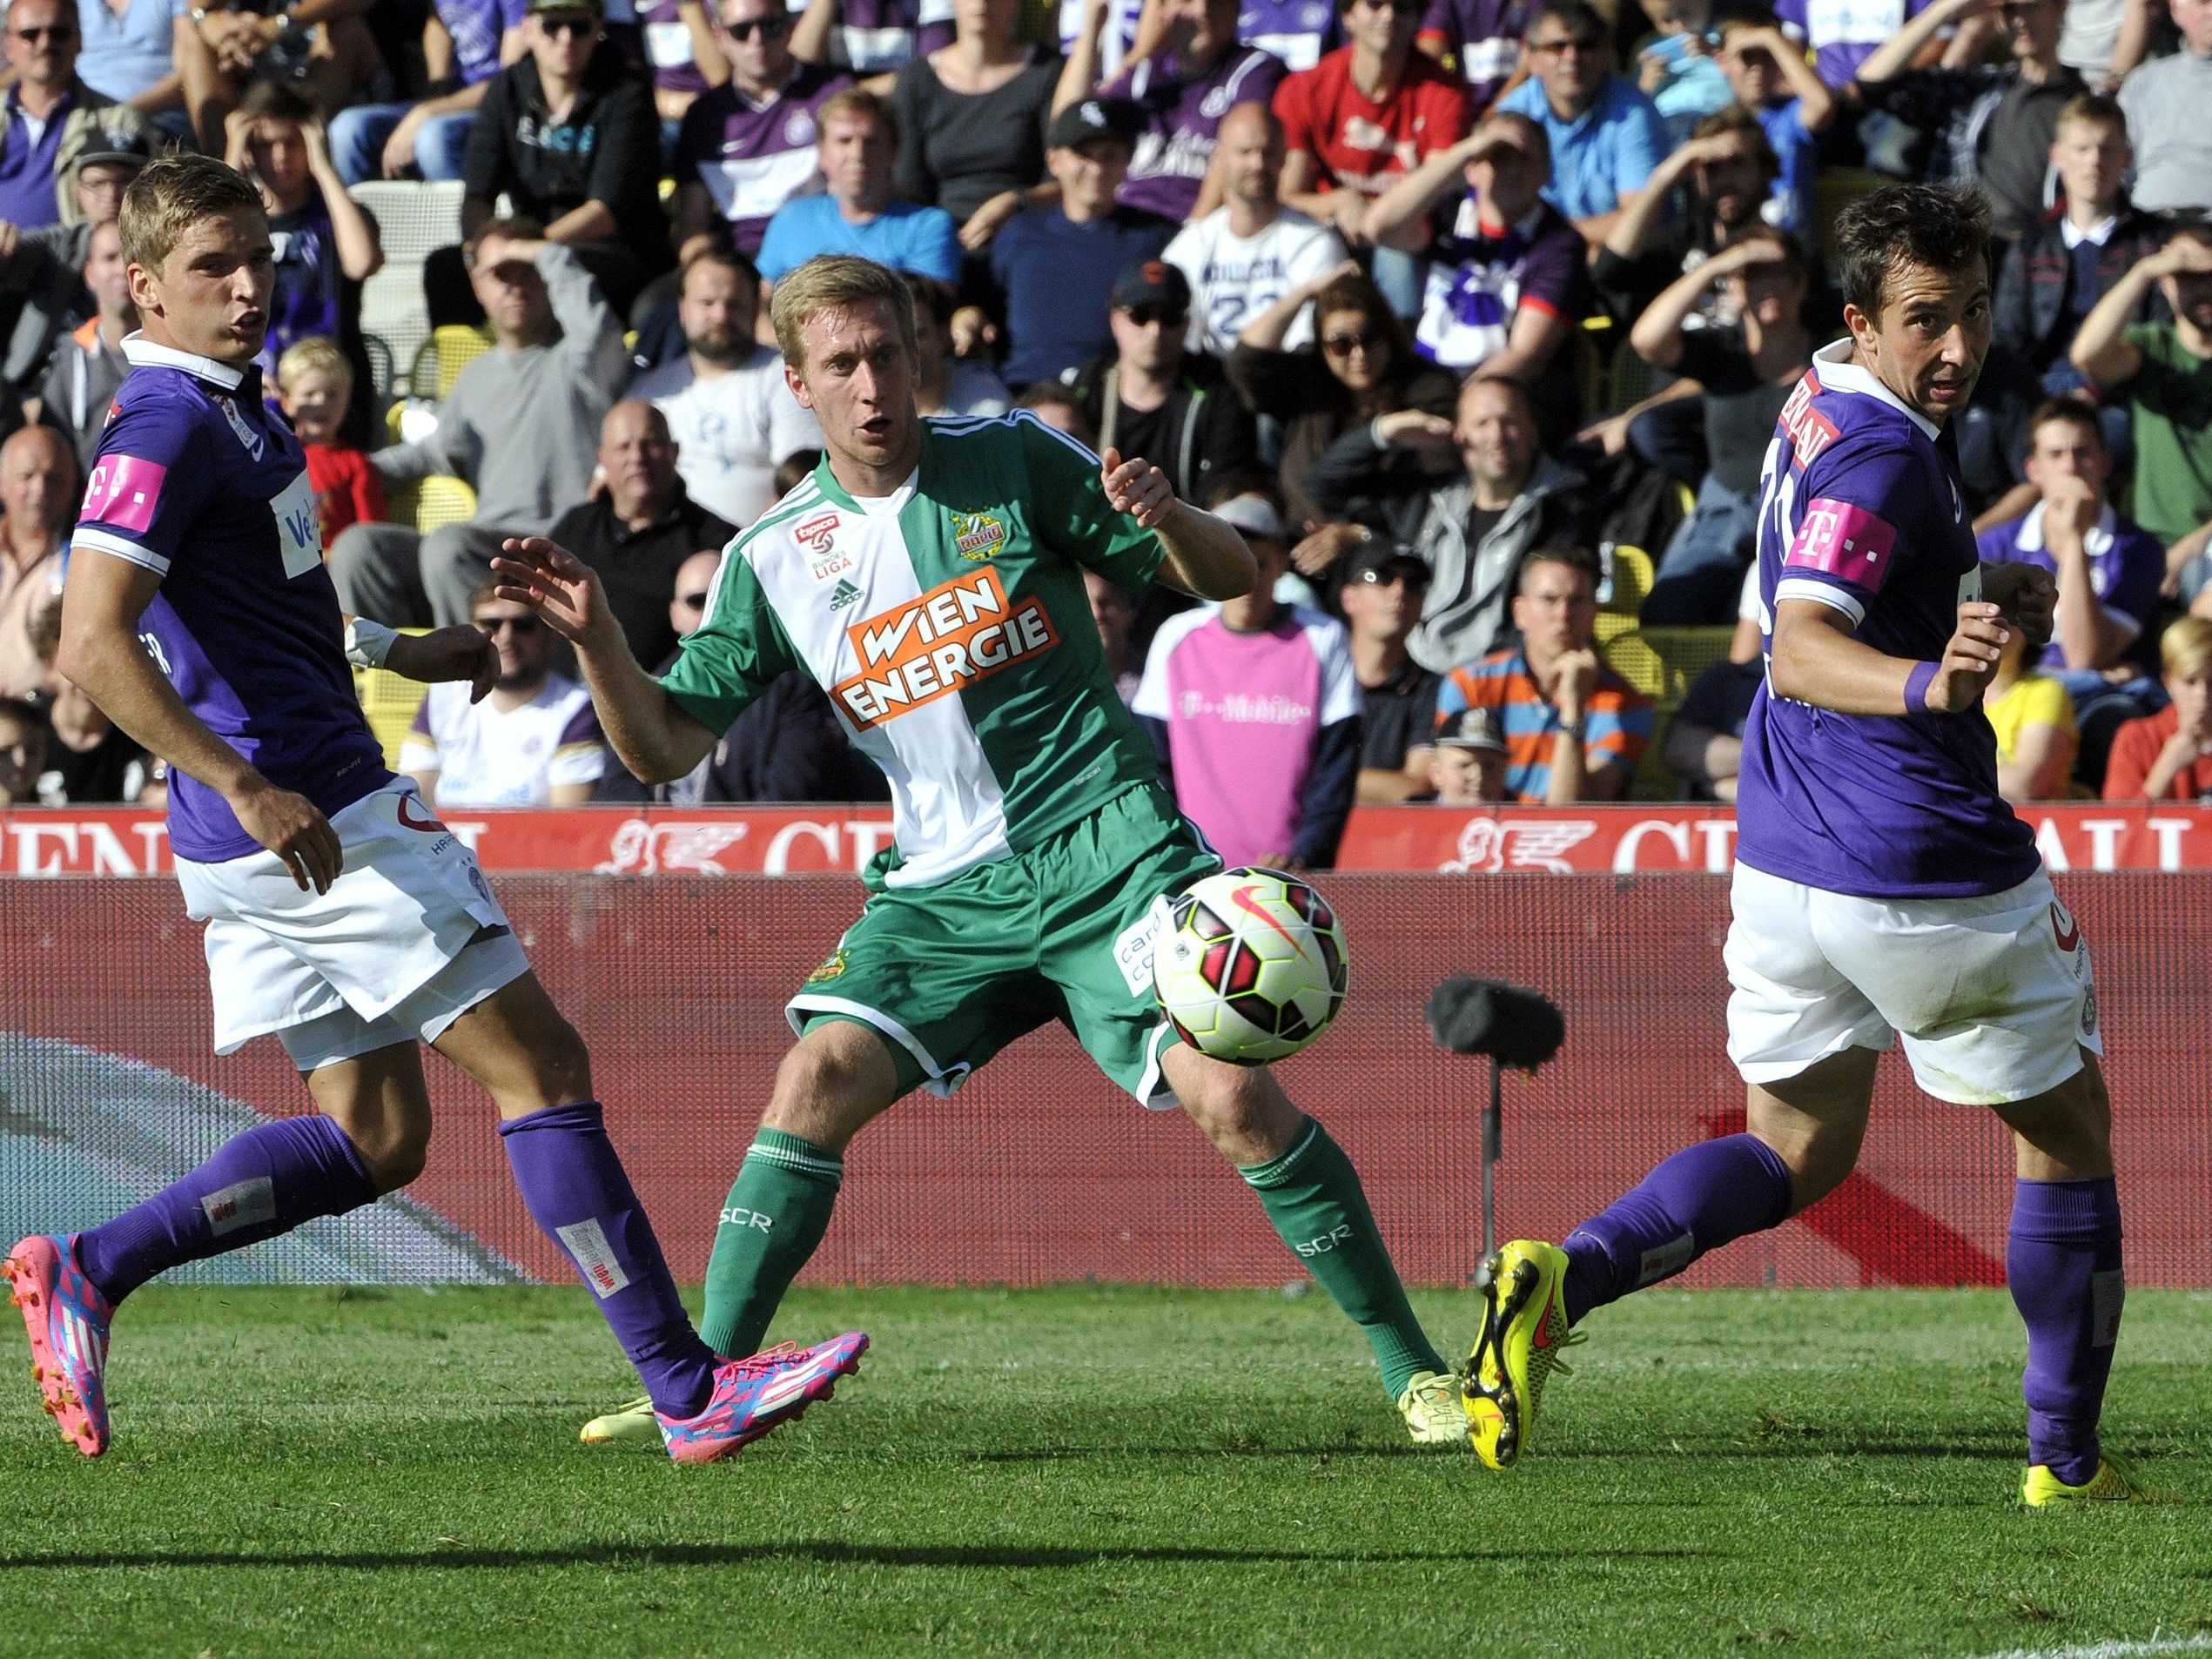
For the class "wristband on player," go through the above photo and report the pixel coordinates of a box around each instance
[345,617,398,670]
[1904,660,1940,714]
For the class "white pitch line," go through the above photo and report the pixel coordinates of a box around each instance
[1966,1635,2212,1659]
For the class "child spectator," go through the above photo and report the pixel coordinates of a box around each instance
[1631,0,1731,144]
[1429,705,1509,802]
[1984,624,2079,803]
[278,337,385,542]
[2103,616,2212,800]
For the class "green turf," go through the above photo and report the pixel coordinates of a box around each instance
[1,1286,2208,1659]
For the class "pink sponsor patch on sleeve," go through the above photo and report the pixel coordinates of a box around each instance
[80,454,168,537]
[1785,497,1899,593]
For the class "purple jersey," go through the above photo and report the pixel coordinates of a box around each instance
[639,0,710,96]
[442,0,530,87]
[1106,45,1287,221]
[1416,0,1531,108]
[1237,0,1337,71]
[1772,0,1938,87]
[1736,340,2038,900]
[828,0,955,74]
[672,64,852,254]
[72,338,390,863]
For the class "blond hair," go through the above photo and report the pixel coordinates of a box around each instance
[119,154,263,279]
[769,254,915,376]
[818,86,897,144]
[2162,615,2212,681]
[276,334,352,394]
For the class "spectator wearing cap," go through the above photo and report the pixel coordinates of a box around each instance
[1061,0,1288,224]
[1492,0,1664,244]
[1340,539,1441,802]
[1662,566,1763,800]
[627,244,822,527]
[2116,0,2212,218]
[1065,259,1261,505]
[2104,616,2212,801]
[990,97,1176,389]
[597,547,885,802]
[547,400,736,669]
[1162,103,1348,357]
[329,0,531,185]
[403,585,610,808]
[0,0,151,233]
[463,0,671,315]
[1852,0,2084,245]
[1307,372,1593,673]
[1134,494,1362,868]
[2,127,147,407]
[755,88,959,291]
[1273,0,1470,257]
[30,217,131,470]
[670,0,851,259]
[1433,542,1651,803]
[1429,705,1507,802]
[1364,109,1590,440]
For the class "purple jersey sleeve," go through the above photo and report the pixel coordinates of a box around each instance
[1774,445,1920,626]
[75,400,219,577]
[1516,215,1592,320]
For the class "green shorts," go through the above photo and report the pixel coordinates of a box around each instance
[786,785,1219,1107]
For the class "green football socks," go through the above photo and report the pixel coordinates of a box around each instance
[1239,1118,1445,1398]
[698,1127,844,1360]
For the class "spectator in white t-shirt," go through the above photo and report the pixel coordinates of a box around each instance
[1162,102,1348,355]
[400,584,609,806]
[624,243,824,527]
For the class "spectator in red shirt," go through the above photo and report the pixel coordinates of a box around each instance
[2103,617,2212,801]
[1276,0,1472,249]
[277,337,385,542]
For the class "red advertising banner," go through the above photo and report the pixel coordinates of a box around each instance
[8,802,2212,877]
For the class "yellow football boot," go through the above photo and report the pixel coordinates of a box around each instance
[1397,1369,1471,1446]
[1463,1239,1583,1469]
[2020,1454,2176,1508]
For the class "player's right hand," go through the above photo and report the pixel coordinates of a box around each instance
[492,537,618,650]
[1926,600,2010,713]
[230,777,344,894]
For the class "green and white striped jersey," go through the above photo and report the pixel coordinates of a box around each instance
[662,413,1169,887]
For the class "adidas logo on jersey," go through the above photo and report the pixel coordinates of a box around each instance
[829,579,862,610]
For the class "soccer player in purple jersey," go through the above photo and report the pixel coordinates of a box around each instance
[3,155,865,1464]
[1463,185,2162,1507]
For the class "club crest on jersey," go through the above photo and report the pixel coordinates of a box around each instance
[217,395,265,460]
[951,511,1007,561]
[804,950,848,984]
[830,566,1058,729]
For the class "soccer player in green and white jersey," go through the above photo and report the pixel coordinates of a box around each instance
[492,253,1468,1447]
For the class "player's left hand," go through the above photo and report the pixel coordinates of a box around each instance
[387,624,498,703]
[1100,447,1178,529]
[1982,561,2057,651]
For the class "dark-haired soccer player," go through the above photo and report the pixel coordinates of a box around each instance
[3,154,864,1464]
[1468,185,2157,1506]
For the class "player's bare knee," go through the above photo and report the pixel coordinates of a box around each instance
[1180,1065,1300,1164]
[2000,1052,2115,1179]
[764,1025,898,1152]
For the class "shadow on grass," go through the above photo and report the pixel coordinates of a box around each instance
[0,1541,1715,1573]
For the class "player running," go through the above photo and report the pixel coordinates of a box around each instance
[493,253,1470,1448]
[3,155,864,1464]
[1463,185,2157,1506]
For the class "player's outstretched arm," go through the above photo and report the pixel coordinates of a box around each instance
[1771,596,2010,716]
[492,536,719,783]
[1099,447,1258,602]
[374,621,498,703]
[59,549,344,891]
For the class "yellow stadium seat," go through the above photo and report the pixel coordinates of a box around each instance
[1604,542,1653,617]
[1602,624,1742,799]
[407,325,495,402]
[382,474,478,534]
[353,632,430,769]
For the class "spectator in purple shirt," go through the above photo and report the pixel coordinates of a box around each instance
[635,0,729,125]
[1365,108,1590,437]
[1059,0,1287,221]
[328,0,529,183]
[1415,0,1530,109]
[672,0,851,258]
[0,0,151,231]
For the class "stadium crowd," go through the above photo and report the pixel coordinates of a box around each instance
[5,0,2212,858]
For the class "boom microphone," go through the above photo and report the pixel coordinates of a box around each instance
[1424,975,1565,1070]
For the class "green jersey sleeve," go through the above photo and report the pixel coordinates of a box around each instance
[658,549,802,735]
[1016,411,1166,592]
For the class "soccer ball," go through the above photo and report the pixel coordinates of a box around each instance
[1152,868,1350,1065]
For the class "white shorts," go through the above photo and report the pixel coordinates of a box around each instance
[175,781,529,1071]
[1724,862,2101,1105]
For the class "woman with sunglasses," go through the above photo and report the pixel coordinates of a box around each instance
[1227,260,1457,572]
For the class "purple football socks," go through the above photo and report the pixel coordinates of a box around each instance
[498,1101,716,1421]
[1559,1133,1796,1327]
[2008,1176,2123,1486]
[75,1113,381,1305]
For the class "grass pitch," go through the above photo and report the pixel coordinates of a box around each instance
[1,1286,2207,1659]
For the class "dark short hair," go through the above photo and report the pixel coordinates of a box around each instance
[1690,103,1778,180]
[1712,1,1780,33]
[2168,218,2212,255]
[681,240,760,294]
[1722,221,1808,279]
[1526,0,1604,41]
[1834,184,1991,319]
[463,214,547,268]
[1516,543,1601,595]
[2029,393,2106,448]
[236,78,318,125]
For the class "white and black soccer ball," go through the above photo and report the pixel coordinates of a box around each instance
[1152,868,1351,1065]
